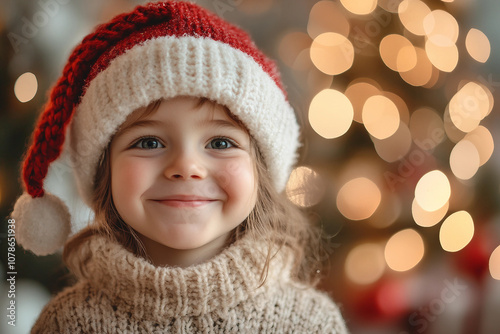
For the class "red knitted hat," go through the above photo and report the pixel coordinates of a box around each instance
[11,1,300,256]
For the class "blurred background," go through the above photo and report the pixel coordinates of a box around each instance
[1,0,499,333]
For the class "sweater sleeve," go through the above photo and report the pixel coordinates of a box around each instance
[310,293,349,333]
[260,283,350,334]
[31,282,99,334]
[295,288,349,333]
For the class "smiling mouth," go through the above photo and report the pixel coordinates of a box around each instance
[153,197,217,208]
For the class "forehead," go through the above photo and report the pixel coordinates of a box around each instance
[118,97,246,132]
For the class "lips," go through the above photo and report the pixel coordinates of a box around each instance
[153,195,217,208]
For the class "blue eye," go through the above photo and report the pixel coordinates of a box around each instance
[134,137,164,149]
[208,138,234,149]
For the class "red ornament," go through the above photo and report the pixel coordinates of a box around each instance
[351,278,409,322]
[454,228,493,281]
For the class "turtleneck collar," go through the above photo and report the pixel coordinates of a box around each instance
[72,234,293,321]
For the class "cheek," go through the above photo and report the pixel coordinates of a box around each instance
[111,158,153,207]
[216,157,257,206]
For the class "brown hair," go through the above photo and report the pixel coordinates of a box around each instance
[63,98,322,285]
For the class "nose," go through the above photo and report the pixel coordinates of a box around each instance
[163,149,207,180]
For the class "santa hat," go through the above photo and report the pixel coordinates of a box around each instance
[11,1,300,256]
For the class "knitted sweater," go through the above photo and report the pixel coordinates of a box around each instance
[32,235,348,333]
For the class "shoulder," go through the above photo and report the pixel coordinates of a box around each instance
[260,282,349,334]
[31,280,111,334]
[297,286,349,333]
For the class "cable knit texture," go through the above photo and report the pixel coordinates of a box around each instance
[31,235,348,333]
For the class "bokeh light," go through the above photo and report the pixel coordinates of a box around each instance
[278,31,311,69]
[372,123,412,162]
[476,82,495,117]
[464,126,494,166]
[385,229,425,272]
[422,65,441,89]
[466,28,491,63]
[308,1,350,38]
[444,105,467,143]
[337,177,382,221]
[345,80,381,123]
[409,107,445,151]
[423,10,459,46]
[450,140,480,180]
[305,67,333,92]
[14,72,38,103]
[412,198,449,228]
[383,91,410,124]
[379,0,403,13]
[340,0,377,15]
[345,243,386,285]
[362,95,400,140]
[399,47,433,86]
[309,89,354,138]
[449,82,491,133]
[398,0,431,36]
[310,32,354,75]
[337,153,383,184]
[449,176,476,211]
[439,211,475,252]
[379,34,417,72]
[370,194,402,229]
[425,39,459,72]
[286,166,325,208]
[490,246,500,280]
[415,170,451,212]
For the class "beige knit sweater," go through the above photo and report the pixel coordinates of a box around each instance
[32,235,348,333]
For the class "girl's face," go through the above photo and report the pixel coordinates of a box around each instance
[109,97,257,266]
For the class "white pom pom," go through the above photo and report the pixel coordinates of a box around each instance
[11,192,71,256]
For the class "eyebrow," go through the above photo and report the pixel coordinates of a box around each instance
[115,119,162,138]
[115,117,244,138]
[200,118,244,132]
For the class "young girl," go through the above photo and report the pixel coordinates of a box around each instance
[11,1,348,332]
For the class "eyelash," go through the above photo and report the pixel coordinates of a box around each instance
[131,136,164,149]
[208,136,238,150]
[130,136,238,150]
